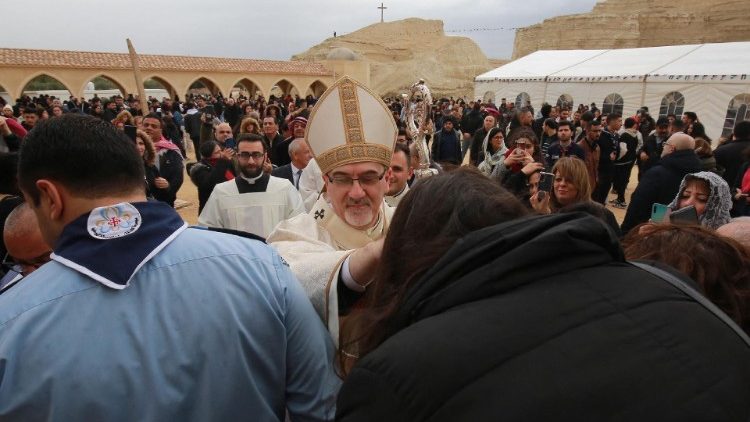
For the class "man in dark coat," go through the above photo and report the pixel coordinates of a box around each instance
[430,116,462,166]
[621,133,701,234]
[592,114,622,204]
[468,114,496,166]
[715,120,750,187]
[637,116,669,180]
[337,212,750,421]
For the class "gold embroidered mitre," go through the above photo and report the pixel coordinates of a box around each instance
[305,76,397,174]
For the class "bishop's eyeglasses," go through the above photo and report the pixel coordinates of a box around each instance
[327,171,387,188]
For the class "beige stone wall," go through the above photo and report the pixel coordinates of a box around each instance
[513,0,750,59]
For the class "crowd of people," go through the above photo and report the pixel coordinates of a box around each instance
[1,79,750,420]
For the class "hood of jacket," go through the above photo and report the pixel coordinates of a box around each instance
[668,171,732,229]
[391,212,624,329]
[660,149,701,174]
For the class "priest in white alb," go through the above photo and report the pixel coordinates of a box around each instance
[267,76,396,341]
[199,133,304,238]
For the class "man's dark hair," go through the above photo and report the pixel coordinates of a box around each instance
[624,117,637,129]
[734,121,750,139]
[607,113,622,124]
[672,119,685,131]
[237,133,266,152]
[541,103,552,118]
[200,140,219,159]
[557,120,573,130]
[442,115,457,127]
[656,117,670,127]
[143,112,162,127]
[588,120,602,129]
[397,128,410,140]
[683,111,698,122]
[544,118,558,130]
[18,114,145,205]
[393,142,410,165]
[580,111,594,123]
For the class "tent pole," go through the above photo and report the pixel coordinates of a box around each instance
[640,74,648,109]
[542,76,549,107]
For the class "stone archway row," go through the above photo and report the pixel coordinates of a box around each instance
[0,68,330,103]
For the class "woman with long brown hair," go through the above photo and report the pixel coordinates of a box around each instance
[336,167,750,421]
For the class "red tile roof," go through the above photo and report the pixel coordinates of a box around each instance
[0,48,331,76]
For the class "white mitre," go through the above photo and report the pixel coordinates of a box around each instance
[305,76,397,174]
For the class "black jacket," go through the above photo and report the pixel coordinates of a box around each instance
[621,149,701,234]
[271,163,294,186]
[638,132,665,173]
[337,213,750,421]
[188,158,236,213]
[715,138,750,187]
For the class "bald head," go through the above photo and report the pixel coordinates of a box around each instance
[717,217,750,250]
[662,133,695,157]
[670,133,696,151]
[214,122,233,143]
[4,203,51,275]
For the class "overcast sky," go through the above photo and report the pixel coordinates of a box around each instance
[2,0,598,60]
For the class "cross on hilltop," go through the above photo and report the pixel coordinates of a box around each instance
[378,2,387,23]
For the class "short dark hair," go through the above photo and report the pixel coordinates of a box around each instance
[200,140,219,159]
[18,114,145,205]
[541,103,552,118]
[683,111,698,122]
[624,117,637,129]
[557,120,573,130]
[734,120,750,139]
[237,133,266,152]
[672,119,685,131]
[589,119,602,128]
[544,118,558,130]
[607,113,622,123]
[393,141,410,165]
[580,111,594,123]
[143,112,162,127]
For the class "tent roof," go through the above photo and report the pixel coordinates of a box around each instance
[476,42,750,82]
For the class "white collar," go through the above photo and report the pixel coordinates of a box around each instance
[239,172,264,184]
[290,163,301,174]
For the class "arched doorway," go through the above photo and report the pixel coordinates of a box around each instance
[21,74,72,102]
[144,76,177,101]
[83,74,126,100]
[306,80,328,98]
[270,79,299,100]
[0,83,11,108]
[231,78,262,100]
[186,77,222,98]
[722,93,750,139]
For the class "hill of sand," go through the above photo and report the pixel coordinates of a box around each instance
[513,0,750,59]
[292,18,495,99]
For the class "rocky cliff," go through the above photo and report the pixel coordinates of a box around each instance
[292,18,493,98]
[513,0,750,59]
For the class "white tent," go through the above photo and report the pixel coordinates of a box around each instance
[475,42,750,140]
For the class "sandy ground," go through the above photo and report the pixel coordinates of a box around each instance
[174,137,636,226]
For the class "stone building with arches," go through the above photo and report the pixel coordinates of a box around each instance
[0,47,370,105]
[476,42,750,140]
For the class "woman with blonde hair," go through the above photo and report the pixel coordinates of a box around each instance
[531,156,591,213]
[112,110,135,129]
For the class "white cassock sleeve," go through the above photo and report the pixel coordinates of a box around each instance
[298,159,324,212]
[197,188,225,228]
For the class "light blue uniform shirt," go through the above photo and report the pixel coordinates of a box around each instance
[0,226,340,421]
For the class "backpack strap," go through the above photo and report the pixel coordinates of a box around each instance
[630,261,750,348]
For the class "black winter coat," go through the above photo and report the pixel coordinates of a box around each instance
[337,213,750,421]
[715,137,750,187]
[620,149,701,234]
